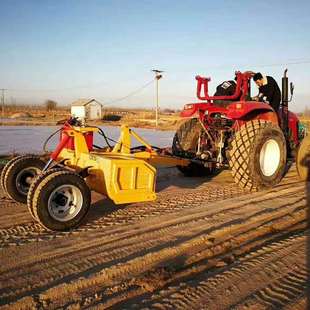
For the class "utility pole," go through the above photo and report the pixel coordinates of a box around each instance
[1,89,7,119]
[151,69,163,127]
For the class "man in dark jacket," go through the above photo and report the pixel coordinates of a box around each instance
[253,72,281,111]
[213,78,241,107]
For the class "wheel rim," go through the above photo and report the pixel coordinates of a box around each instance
[16,167,41,195]
[48,184,83,222]
[259,139,281,177]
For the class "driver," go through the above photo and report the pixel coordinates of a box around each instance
[252,72,281,112]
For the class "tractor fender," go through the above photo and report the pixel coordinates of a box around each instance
[287,110,301,145]
[226,101,278,124]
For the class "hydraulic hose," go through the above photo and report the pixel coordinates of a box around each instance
[43,128,62,153]
[92,126,113,148]
[92,126,162,151]
[43,123,164,155]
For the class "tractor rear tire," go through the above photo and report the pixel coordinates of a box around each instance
[27,168,65,220]
[296,135,310,181]
[172,118,214,176]
[32,170,91,231]
[229,120,287,191]
[2,156,45,203]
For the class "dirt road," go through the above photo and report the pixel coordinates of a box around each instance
[0,165,309,309]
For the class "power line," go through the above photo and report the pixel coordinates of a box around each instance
[2,58,310,103]
[241,60,310,69]
[104,79,154,105]
[5,79,155,106]
[198,59,310,71]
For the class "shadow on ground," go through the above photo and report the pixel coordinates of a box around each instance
[302,154,310,309]
[84,167,227,224]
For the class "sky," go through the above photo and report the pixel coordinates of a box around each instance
[0,0,309,112]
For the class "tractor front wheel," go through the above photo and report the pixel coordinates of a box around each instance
[172,118,215,177]
[31,170,91,231]
[229,120,287,191]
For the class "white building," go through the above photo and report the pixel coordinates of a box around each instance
[71,99,103,120]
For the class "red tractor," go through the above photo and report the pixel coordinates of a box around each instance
[172,69,305,191]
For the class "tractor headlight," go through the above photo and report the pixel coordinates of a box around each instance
[184,104,194,110]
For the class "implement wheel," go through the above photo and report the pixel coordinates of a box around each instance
[27,168,64,220]
[229,120,287,191]
[172,118,214,176]
[1,156,24,193]
[32,170,91,231]
[2,156,45,203]
[296,135,310,181]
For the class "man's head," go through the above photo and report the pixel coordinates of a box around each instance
[253,72,264,87]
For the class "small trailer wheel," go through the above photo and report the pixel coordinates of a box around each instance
[27,168,64,220]
[32,170,91,231]
[2,156,45,203]
[1,156,25,193]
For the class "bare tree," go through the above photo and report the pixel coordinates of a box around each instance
[45,99,58,111]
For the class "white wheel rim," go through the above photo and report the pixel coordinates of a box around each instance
[16,167,41,195]
[48,185,83,222]
[259,139,281,177]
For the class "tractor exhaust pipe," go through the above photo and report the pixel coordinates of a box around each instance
[281,69,289,138]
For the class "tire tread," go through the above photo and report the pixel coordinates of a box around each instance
[32,170,90,231]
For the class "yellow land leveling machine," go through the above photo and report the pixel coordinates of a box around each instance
[1,118,190,231]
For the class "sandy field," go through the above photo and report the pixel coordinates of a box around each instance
[0,164,309,309]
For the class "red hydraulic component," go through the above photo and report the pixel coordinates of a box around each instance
[50,119,94,161]
[61,130,94,151]
[50,132,71,160]
[196,71,254,102]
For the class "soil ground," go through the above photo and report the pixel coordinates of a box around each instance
[0,164,309,309]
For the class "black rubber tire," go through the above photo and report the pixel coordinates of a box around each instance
[229,120,287,191]
[172,118,201,155]
[1,156,26,194]
[296,135,310,181]
[27,168,65,220]
[32,170,91,231]
[172,118,215,177]
[3,156,45,203]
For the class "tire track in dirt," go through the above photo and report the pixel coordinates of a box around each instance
[1,179,307,309]
[0,198,36,228]
[80,212,308,310]
[0,182,246,248]
[0,165,300,246]
[0,185,305,305]
[0,181,304,274]
[135,233,308,310]
[0,172,301,249]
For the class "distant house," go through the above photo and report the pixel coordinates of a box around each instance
[71,99,103,120]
